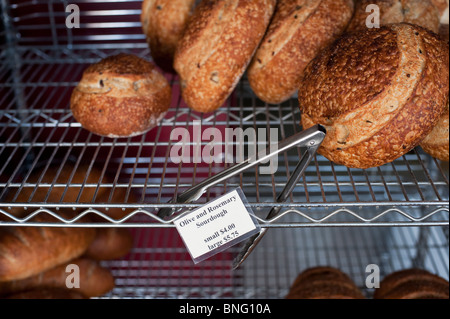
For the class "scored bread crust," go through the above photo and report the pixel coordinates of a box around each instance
[286,266,365,299]
[347,0,441,33]
[247,0,354,104]
[420,102,449,161]
[174,0,276,113]
[382,280,449,299]
[70,53,171,138]
[299,23,449,169]
[0,215,96,282]
[141,0,195,72]
[374,268,449,299]
[288,266,353,290]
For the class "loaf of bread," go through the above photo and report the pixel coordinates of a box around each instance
[71,53,171,138]
[141,0,196,72]
[286,266,365,299]
[174,0,276,113]
[420,101,449,161]
[0,258,114,298]
[84,228,133,261]
[420,26,449,161]
[347,0,441,33]
[431,0,449,24]
[5,288,86,299]
[247,0,354,104]
[298,23,449,169]
[0,214,96,282]
[374,268,449,299]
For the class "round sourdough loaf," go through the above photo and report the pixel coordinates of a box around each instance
[298,23,449,169]
[286,266,365,299]
[374,268,449,299]
[174,0,276,113]
[70,53,171,138]
[141,0,196,72]
[247,0,354,104]
[347,0,441,33]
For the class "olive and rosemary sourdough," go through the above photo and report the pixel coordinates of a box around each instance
[71,53,171,137]
[174,0,276,113]
[141,0,196,72]
[298,23,449,169]
[247,0,354,104]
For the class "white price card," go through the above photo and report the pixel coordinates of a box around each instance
[173,188,260,264]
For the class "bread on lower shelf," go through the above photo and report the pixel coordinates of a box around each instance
[374,268,449,299]
[247,0,354,104]
[85,228,133,261]
[0,163,135,298]
[5,288,87,299]
[0,258,114,298]
[70,53,171,138]
[0,214,96,282]
[286,266,365,299]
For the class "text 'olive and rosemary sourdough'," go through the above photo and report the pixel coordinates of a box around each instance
[298,23,449,169]
[174,0,276,113]
[71,53,171,138]
[347,0,441,33]
[247,0,354,105]
[141,0,196,73]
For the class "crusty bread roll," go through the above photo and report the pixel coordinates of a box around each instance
[431,0,449,24]
[84,228,133,261]
[374,268,449,299]
[347,0,441,33]
[420,101,449,161]
[0,258,114,298]
[286,266,365,299]
[0,214,96,282]
[298,23,449,169]
[247,0,354,104]
[71,53,171,138]
[174,0,276,113]
[420,26,449,161]
[141,0,196,72]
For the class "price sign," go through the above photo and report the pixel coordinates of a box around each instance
[173,188,260,264]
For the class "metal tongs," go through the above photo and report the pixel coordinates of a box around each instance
[157,124,326,267]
